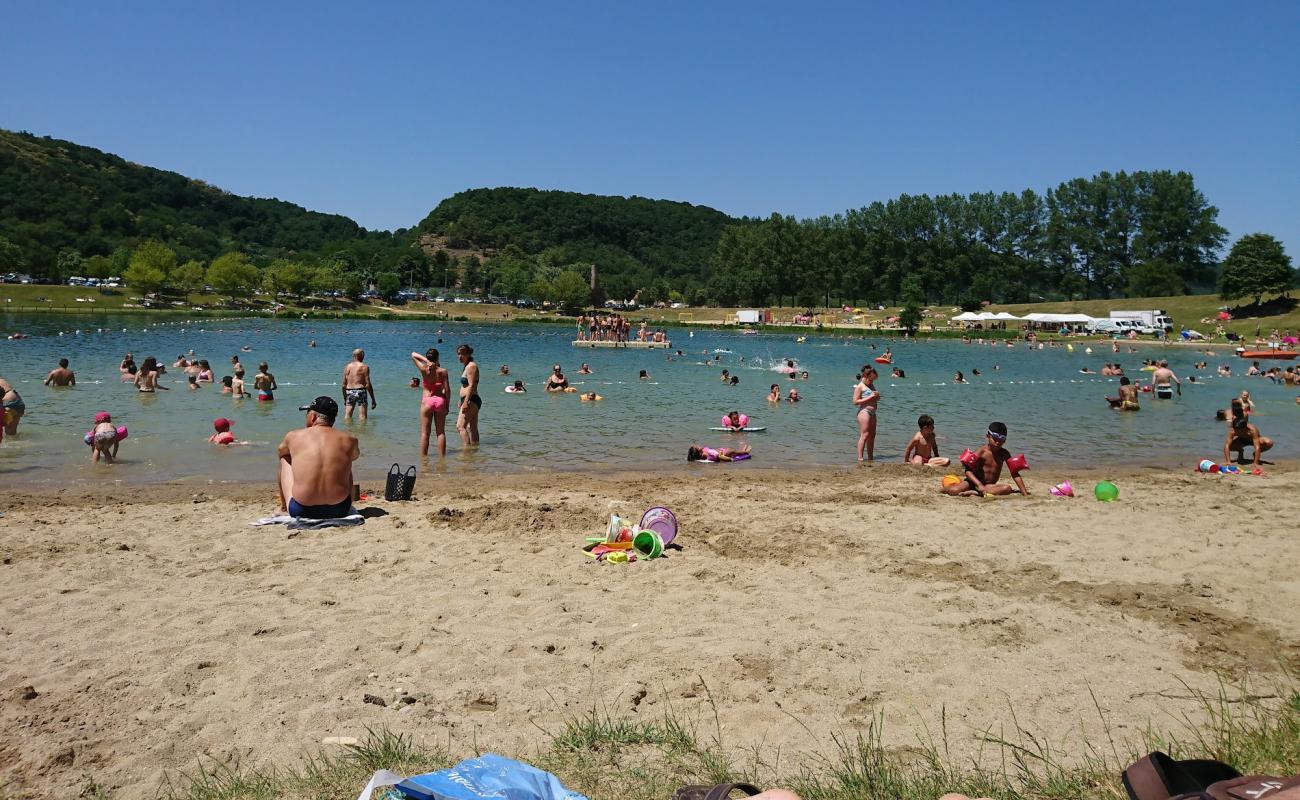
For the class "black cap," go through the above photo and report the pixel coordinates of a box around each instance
[299,395,338,421]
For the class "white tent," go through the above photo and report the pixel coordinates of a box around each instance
[993,311,1022,321]
[951,311,983,322]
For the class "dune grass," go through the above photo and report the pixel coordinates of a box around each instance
[133,677,1300,800]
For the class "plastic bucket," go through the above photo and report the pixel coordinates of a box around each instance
[639,506,677,545]
[632,530,664,559]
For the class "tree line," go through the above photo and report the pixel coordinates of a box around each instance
[706,170,1230,308]
[3,128,1294,310]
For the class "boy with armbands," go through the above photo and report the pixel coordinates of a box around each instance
[940,421,1029,496]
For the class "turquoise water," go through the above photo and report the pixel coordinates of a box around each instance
[1,313,1295,485]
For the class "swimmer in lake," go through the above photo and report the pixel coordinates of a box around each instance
[456,344,481,446]
[767,384,781,403]
[953,371,968,384]
[639,369,650,380]
[578,363,592,375]
[254,361,277,402]
[720,369,730,383]
[903,414,949,466]
[729,375,739,386]
[499,365,510,376]
[1150,360,1180,399]
[580,392,603,401]
[1106,376,1140,410]
[545,365,570,392]
[506,380,526,393]
[800,370,809,380]
[891,367,904,379]
[44,358,76,387]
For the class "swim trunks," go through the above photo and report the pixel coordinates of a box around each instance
[344,387,368,407]
[287,497,352,519]
[258,390,274,402]
[1155,386,1173,399]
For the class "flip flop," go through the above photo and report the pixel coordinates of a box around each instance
[673,783,763,800]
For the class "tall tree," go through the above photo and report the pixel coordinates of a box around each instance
[172,260,207,295]
[206,252,259,298]
[124,240,176,293]
[1219,233,1294,306]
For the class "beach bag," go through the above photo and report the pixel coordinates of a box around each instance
[384,464,417,501]
[393,753,587,800]
[1122,751,1300,800]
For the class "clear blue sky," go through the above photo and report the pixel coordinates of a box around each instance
[3,1,1297,258]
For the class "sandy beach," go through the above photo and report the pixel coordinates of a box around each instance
[2,465,1298,798]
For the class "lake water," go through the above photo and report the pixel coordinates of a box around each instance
[1,313,1295,486]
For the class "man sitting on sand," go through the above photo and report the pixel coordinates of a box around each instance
[276,396,359,519]
[941,421,1029,496]
[903,414,950,466]
[44,358,76,387]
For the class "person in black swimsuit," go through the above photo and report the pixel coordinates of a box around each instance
[457,344,481,445]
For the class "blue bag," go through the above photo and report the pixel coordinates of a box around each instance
[394,754,588,800]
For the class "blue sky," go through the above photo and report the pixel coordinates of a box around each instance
[3,1,1297,258]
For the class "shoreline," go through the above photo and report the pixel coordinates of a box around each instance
[2,465,1297,798]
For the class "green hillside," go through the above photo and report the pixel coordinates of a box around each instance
[0,129,410,277]
[416,187,737,300]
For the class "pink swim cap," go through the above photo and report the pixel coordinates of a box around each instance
[95,411,112,424]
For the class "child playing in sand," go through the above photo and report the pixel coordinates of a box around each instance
[940,421,1029,496]
[89,411,121,463]
[903,414,950,466]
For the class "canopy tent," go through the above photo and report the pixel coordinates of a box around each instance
[951,311,983,322]
[1022,312,1094,323]
[993,312,1023,320]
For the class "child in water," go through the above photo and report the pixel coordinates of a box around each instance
[723,411,748,430]
[767,384,781,403]
[903,414,950,466]
[686,443,751,462]
[940,421,1029,497]
[209,417,236,445]
[89,411,121,463]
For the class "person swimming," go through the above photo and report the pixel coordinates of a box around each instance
[545,365,570,392]
[580,392,603,401]
[506,380,527,393]
[767,383,781,403]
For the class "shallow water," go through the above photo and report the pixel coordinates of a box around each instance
[1,313,1295,485]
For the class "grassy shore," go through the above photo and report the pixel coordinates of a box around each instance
[149,681,1298,800]
[5,284,1298,341]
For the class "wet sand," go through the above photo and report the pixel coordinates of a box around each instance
[2,465,1297,798]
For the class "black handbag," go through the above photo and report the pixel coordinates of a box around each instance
[384,464,417,501]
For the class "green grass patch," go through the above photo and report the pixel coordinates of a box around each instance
[131,679,1300,800]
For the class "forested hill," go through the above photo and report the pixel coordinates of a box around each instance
[416,187,737,300]
[0,129,407,276]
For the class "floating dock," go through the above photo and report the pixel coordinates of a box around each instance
[571,340,673,349]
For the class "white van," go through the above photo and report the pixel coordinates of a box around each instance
[1087,319,1127,335]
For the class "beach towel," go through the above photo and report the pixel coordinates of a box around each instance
[250,509,365,530]
[393,754,588,800]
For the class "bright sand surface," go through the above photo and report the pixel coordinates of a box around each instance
[2,466,1298,798]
